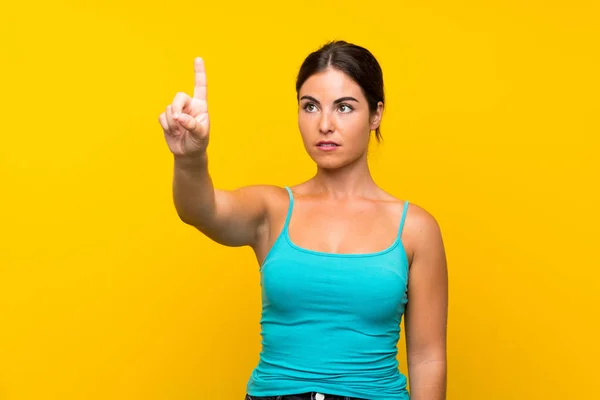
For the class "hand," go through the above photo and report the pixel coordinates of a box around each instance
[159,57,210,157]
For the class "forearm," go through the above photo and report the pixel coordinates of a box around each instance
[172,153,216,227]
[408,358,446,400]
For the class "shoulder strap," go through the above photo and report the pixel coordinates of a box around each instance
[283,186,295,228]
[398,201,410,238]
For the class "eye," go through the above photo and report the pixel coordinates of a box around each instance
[303,103,318,113]
[338,104,353,113]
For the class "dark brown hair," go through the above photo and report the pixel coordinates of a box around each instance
[296,40,385,141]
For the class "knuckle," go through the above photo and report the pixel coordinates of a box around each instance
[174,91,187,101]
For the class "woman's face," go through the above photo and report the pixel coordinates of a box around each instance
[297,67,383,170]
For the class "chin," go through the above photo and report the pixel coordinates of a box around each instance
[315,159,347,170]
[309,150,361,170]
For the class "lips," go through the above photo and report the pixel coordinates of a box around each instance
[317,141,340,147]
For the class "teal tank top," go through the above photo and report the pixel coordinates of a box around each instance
[247,187,410,400]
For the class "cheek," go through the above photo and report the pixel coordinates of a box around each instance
[297,113,307,130]
[298,113,316,136]
[297,116,314,149]
[339,114,370,141]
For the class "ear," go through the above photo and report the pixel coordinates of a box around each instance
[370,101,384,130]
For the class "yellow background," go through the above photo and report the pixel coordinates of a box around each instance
[1,1,598,399]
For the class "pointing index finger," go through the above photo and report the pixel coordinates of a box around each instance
[193,57,207,101]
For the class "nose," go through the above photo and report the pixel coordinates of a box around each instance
[318,111,334,134]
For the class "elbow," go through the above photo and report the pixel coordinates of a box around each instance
[174,207,191,225]
[175,208,201,227]
[407,344,447,367]
[177,212,192,225]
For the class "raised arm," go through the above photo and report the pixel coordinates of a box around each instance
[158,57,268,247]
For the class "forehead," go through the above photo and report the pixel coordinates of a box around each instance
[299,68,364,99]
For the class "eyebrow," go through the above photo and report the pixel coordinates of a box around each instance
[299,95,359,105]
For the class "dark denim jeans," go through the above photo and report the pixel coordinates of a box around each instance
[245,393,366,400]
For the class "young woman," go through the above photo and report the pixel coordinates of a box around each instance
[158,41,448,400]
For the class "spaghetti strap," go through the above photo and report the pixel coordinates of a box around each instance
[283,186,295,228]
[398,201,410,238]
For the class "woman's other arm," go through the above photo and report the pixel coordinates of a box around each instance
[404,207,449,400]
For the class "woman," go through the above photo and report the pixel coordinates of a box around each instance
[158,41,448,400]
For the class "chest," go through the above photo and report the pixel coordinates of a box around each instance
[287,200,402,254]
[262,254,408,322]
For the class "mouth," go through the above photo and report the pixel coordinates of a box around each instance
[316,141,340,149]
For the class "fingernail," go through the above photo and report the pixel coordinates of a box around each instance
[173,112,180,119]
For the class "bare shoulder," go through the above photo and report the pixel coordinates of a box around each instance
[254,184,290,205]
[397,201,445,265]
[404,202,442,238]
[376,189,429,223]
[235,183,291,221]
[246,184,294,261]
[217,183,290,228]
[227,184,287,204]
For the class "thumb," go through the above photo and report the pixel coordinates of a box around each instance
[176,113,206,136]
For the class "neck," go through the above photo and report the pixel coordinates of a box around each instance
[311,153,378,198]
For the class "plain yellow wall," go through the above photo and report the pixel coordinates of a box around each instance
[1,1,598,399]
